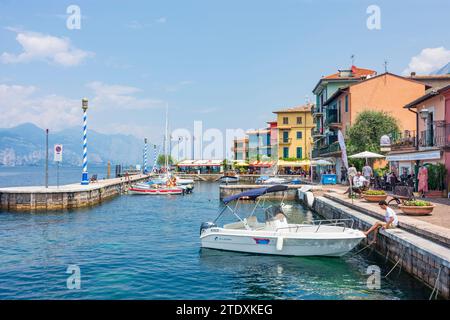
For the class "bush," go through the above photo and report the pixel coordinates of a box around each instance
[424,163,447,191]
[403,200,433,207]
[363,190,386,195]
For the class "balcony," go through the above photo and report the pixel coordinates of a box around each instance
[312,128,325,138]
[325,109,342,129]
[279,138,292,145]
[312,107,324,118]
[312,143,341,158]
[418,123,450,148]
[391,130,417,151]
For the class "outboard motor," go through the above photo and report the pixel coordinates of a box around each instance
[200,222,217,235]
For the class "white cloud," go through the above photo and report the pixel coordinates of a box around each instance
[0,84,79,130]
[0,81,165,133]
[1,29,93,66]
[403,47,450,75]
[156,17,167,24]
[87,81,165,110]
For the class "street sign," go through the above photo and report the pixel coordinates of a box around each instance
[54,144,63,162]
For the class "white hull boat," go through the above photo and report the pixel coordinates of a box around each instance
[128,187,184,195]
[219,176,240,183]
[200,185,365,257]
[201,223,364,257]
[263,177,288,185]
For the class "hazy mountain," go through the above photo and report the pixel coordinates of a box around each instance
[0,123,147,167]
[431,62,450,75]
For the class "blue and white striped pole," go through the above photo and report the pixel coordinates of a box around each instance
[81,98,89,185]
[152,144,158,173]
[144,138,148,174]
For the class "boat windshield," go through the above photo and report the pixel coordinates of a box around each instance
[215,185,289,227]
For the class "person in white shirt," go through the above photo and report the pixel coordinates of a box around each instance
[353,172,368,188]
[362,164,373,180]
[363,200,399,244]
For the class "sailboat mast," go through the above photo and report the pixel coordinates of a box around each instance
[165,103,169,171]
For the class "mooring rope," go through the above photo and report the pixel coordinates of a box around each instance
[384,246,407,278]
[429,266,442,300]
[350,242,373,257]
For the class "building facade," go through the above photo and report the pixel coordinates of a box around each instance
[313,71,429,181]
[312,66,377,151]
[387,84,450,193]
[232,137,249,161]
[246,129,273,161]
[273,104,315,160]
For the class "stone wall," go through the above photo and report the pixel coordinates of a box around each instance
[313,196,449,299]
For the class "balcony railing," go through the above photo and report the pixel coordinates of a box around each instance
[312,107,324,117]
[279,138,292,144]
[419,123,450,148]
[312,128,325,137]
[391,130,417,150]
[312,143,341,158]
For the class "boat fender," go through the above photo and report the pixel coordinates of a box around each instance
[276,237,284,251]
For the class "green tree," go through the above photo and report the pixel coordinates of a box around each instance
[346,110,400,168]
[157,154,174,166]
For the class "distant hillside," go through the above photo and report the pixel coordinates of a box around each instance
[0,123,150,167]
[432,62,450,75]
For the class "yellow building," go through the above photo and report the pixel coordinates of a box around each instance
[273,104,315,160]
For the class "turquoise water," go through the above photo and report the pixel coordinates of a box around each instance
[0,166,432,299]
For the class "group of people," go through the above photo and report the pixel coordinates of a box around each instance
[343,163,372,197]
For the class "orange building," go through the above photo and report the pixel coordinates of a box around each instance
[316,72,429,181]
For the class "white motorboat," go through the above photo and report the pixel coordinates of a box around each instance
[200,185,365,257]
[219,175,240,183]
[176,177,195,185]
[262,177,289,185]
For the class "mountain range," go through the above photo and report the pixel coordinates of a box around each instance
[0,123,149,167]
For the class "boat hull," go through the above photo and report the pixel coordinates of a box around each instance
[128,187,184,195]
[200,228,364,257]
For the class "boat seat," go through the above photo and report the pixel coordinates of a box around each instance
[223,216,265,230]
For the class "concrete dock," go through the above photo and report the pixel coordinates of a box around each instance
[296,187,450,299]
[0,174,150,211]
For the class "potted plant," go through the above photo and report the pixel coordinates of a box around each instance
[399,200,435,216]
[362,190,387,202]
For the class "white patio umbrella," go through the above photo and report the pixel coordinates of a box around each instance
[348,151,385,165]
[311,159,333,166]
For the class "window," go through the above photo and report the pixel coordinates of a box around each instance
[283,117,289,125]
[296,116,302,124]
[345,95,349,112]
[296,147,303,159]
[296,131,302,139]
[283,147,289,158]
[283,131,289,143]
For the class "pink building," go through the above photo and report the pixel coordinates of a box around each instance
[389,85,450,193]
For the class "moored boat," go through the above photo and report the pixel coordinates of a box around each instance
[200,185,365,257]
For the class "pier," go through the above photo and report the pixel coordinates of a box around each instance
[297,187,450,299]
[0,174,150,211]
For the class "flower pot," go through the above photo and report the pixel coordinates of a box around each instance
[398,204,435,216]
[362,194,387,202]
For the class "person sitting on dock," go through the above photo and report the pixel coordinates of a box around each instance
[363,200,399,244]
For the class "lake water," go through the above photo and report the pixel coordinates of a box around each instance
[0,166,431,299]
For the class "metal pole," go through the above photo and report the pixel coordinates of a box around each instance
[81,98,89,185]
[57,161,60,188]
[45,129,49,188]
[144,138,148,173]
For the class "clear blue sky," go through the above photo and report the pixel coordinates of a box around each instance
[0,0,449,144]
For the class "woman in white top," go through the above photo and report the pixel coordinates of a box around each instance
[363,200,399,244]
